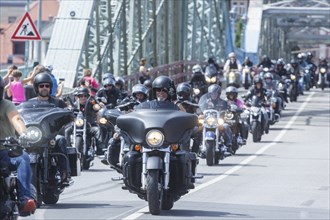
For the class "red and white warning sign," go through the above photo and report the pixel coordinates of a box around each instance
[11,12,41,41]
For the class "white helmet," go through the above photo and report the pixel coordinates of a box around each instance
[228,52,235,58]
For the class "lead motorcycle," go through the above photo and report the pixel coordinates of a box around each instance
[17,101,80,207]
[116,109,199,215]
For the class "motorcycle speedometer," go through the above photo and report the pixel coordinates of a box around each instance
[146,129,164,147]
[26,126,42,144]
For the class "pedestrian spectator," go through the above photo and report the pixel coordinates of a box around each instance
[139,58,150,84]
[56,78,65,97]
[79,69,99,96]
[2,65,18,101]
[45,65,58,97]
[4,70,36,105]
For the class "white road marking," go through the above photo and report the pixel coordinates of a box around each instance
[120,92,315,220]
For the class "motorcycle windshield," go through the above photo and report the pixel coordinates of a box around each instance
[117,110,197,144]
[198,94,224,112]
[17,100,74,138]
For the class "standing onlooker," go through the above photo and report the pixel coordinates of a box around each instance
[79,69,99,96]
[4,70,36,105]
[2,65,18,101]
[45,65,58,97]
[139,58,150,84]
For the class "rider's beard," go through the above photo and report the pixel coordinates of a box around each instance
[39,90,50,97]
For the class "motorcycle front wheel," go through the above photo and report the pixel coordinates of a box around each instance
[251,121,261,143]
[147,170,161,215]
[205,140,216,166]
[31,163,43,208]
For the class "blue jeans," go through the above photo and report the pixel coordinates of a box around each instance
[0,149,32,201]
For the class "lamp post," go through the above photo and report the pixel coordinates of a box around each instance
[229,6,237,48]
[241,13,247,51]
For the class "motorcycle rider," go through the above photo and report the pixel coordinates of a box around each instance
[101,84,149,166]
[263,72,283,116]
[204,57,222,87]
[242,56,254,68]
[115,77,128,100]
[257,55,274,69]
[243,76,270,134]
[223,52,242,76]
[190,64,208,96]
[225,86,248,145]
[274,59,289,103]
[28,72,71,182]
[143,79,154,100]
[65,87,105,155]
[289,59,304,95]
[198,84,234,155]
[0,76,36,215]
[305,52,317,87]
[317,57,330,85]
[175,82,202,154]
[96,77,120,108]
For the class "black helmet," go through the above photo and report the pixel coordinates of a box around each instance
[253,76,263,87]
[0,76,5,102]
[103,72,115,81]
[152,76,175,100]
[74,87,90,97]
[143,79,152,88]
[132,84,148,101]
[225,86,238,100]
[33,72,53,94]
[103,77,115,88]
[115,77,125,89]
[208,84,221,95]
[176,82,191,100]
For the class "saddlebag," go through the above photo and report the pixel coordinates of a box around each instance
[67,147,80,177]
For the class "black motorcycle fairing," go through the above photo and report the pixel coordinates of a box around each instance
[17,101,74,141]
[116,110,197,144]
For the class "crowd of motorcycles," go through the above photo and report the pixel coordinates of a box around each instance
[1,54,329,218]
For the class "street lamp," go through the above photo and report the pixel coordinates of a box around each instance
[229,6,237,47]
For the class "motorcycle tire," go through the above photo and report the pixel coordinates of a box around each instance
[75,136,91,170]
[205,140,215,166]
[161,191,174,211]
[251,121,261,143]
[30,163,43,208]
[147,170,161,215]
[321,78,325,91]
[42,192,59,205]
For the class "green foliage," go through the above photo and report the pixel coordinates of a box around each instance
[235,19,243,48]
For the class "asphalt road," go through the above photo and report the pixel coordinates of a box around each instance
[22,88,330,220]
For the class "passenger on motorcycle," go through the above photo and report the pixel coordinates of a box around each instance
[225,86,249,145]
[101,84,149,166]
[65,87,105,155]
[0,76,36,215]
[198,84,234,154]
[96,77,120,108]
[243,76,270,134]
[29,72,71,183]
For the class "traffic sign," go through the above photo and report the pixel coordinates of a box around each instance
[11,12,41,41]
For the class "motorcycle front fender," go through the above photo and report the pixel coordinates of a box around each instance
[205,131,216,140]
[146,156,163,170]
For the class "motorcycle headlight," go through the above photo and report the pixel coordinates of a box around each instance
[210,77,217,83]
[218,118,224,125]
[206,116,217,126]
[75,118,84,127]
[320,67,326,74]
[193,88,200,95]
[225,112,234,120]
[99,117,107,124]
[93,104,101,111]
[290,74,296,80]
[146,130,164,147]
[26,126,42,144]
[278,83,283,89]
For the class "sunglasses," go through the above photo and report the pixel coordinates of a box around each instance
[78,94,88,98]
[155,88,167,92]
[38,84,50,88]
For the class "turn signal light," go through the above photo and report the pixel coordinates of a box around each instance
[171,144,179,151]
[134,144,141,152]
